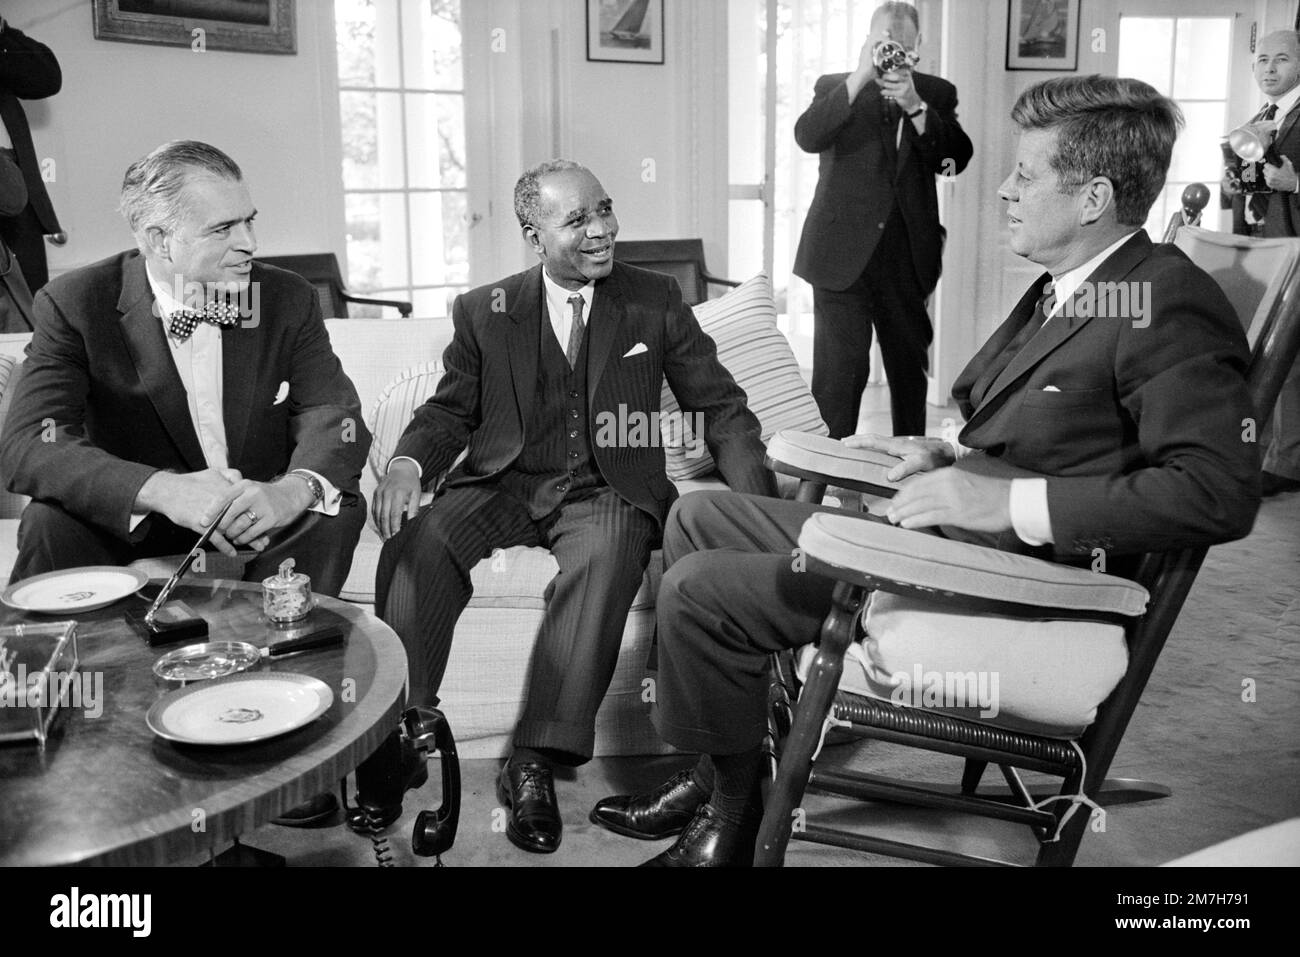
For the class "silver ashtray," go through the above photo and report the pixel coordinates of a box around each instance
[152,641,262,683]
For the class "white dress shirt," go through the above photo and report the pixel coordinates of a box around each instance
[132,266,340,528]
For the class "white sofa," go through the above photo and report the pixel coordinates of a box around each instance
[0,275,829,759]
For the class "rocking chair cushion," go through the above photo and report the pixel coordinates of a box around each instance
[798,513,1150,616]
[765,430,905,493]
[856,591,1130,737]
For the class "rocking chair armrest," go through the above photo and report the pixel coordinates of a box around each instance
[765,430,907,498]
[796,512,1150,619]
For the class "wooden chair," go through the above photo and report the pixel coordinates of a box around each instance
[613,239,738,306]
[756,225,1300,867]
[258,253,413,318]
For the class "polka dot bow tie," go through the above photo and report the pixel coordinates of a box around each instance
[167,301,240,341]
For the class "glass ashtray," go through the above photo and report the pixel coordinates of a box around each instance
[152,641,262,683]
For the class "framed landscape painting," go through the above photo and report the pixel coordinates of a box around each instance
[92,0,297,55]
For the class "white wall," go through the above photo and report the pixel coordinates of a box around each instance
[5,0,345,276]
[481,0,729,279]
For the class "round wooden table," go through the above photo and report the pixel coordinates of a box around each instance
[0,580,407,866]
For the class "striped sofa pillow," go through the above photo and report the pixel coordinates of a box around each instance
[368,360,446,480]
[660,273,827,480]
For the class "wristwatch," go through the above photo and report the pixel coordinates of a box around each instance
[288,470,324,507]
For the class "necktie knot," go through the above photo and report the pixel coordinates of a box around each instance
[1262,103,1279,121]
[168,300,240,341]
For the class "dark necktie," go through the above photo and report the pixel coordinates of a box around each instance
[168,300,240,341]
[971,281,1054,407]
[1250,103,1279,222]
[565,294,585,369]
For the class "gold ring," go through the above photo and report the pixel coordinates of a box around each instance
[245,510,258,524]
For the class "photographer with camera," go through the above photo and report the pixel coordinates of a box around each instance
[1223,29,1300,496]
[793,1,972,440]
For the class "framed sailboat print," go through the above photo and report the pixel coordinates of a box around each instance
[587,0,665,64]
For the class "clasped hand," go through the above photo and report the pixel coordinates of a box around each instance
[841,434,1013,532]
[139,468,309,555]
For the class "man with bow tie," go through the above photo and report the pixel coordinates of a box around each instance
[1222,29,1300,497]
[363,159,776,854]
[0,140,369,597]
[592,76,1260,866]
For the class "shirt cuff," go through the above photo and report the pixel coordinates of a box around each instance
[387,455,423,480]
[1009,477,1053,546]
[293,469,342,517]
[128,511,149,534]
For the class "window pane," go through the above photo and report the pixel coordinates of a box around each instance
[405,92,466,189]
[1173,19,1231,100]
[412,286,465,319]
[1170,101,1228,182]
[728,199,763,281]
[1118,18,1173,93]
[335,0,376,87]
[402,0,463,90]
[410,191,469,286]
[340,90,406,190]
[346,192,409,291]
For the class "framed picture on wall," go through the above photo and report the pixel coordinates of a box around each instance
[92,0,297,55]
[1005,0,1079,71]
[587,0,665,65]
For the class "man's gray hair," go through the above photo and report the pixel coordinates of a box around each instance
[1011,75,1183,227]
[119,140,243,235]
[514,159,590,228]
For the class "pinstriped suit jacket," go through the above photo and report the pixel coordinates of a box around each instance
[391,262,777,529]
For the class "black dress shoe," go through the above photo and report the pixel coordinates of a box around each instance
[639,804,759,867]
[1262,470,1300,496]
[272,792,339,828]
[497,761,562,854]
[344,731,429,834]
[589,769,708,840]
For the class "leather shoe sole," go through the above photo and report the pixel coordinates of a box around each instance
[497,764,562,854]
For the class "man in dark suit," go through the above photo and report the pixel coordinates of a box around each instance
[0,16,63,292]
[591,76,1261,866]
[0,141,369,598]
[1223,29,1300,497]
[793,1,972,439]
[367,159,776,853]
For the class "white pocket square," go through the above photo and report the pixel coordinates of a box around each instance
[1040,385,1061,392]
[273,381,290,405]
[622,342,648,358]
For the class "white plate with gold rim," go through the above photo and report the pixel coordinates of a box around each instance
[146,672,334,745]
[1,566,149,614]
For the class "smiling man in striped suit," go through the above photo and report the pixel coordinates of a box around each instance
[363,160,777,854]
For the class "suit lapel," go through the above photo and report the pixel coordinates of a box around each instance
[586,269,624,398]
[220,281,260,468]
[966,233,1152,430]
[1276,104,1300,149]
[506,265,543,427]
[115,257,207,471]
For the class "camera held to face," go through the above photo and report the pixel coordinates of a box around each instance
[872,39,918,74]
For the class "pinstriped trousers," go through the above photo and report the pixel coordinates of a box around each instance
[375,483,658,764]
